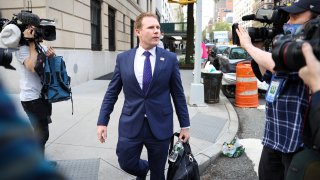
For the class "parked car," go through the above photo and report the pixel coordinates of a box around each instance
[215,46,268,98]
[209,44,236,70]
[210,45,235,58]
[217,46,250,73]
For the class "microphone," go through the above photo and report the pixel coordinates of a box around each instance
[16,11,40,26]
[242,14,256,21]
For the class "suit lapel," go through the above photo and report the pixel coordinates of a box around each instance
[149,47,164,92]
[127,49,143,94]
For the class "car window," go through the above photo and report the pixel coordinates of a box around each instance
[217,46,228,54]
[229,48,248,59]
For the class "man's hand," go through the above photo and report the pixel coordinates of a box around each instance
[299,43,320,93]
[97,125,107,143]
[46,47,55,58]
[236,26,253,50]
[179,128,190,143]
[23,26,35,40]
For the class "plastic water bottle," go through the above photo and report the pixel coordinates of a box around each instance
[168,140,184,162]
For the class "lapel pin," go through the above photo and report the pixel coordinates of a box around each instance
[160,57,165,61]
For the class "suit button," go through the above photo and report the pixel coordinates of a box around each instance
[144,114,147,117]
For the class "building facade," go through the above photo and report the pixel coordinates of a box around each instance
[0,0,160,92]
[233,0,255,27]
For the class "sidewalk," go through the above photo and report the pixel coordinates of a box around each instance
[9,69,238,180]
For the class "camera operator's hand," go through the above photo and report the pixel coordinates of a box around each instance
[236,26,253,50]
[299,43,320,93]
[46,47,55,58]
[23,26,35,40]
[235,25,275,74]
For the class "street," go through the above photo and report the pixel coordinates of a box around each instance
[201,97,266,180]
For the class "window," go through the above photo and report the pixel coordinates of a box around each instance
[156,10,161,22]
[130,19,135,48]
[108,7,116,51]
[91,0,102,51]
[123,15,126,32]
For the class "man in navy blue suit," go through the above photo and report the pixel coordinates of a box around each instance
[97,12,190,180]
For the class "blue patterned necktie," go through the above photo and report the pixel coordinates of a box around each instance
[143,51,152,95]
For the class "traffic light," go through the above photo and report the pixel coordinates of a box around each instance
[168,0,196,5]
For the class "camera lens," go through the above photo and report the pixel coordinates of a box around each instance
[0,48,15,70]
[283,41,305,71]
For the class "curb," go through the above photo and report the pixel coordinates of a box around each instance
[195,96,239,174]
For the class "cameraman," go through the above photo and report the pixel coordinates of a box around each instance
[15,25,56,164]
[299,43,320,94]
[236,0,320,179]
[286,43,320,180]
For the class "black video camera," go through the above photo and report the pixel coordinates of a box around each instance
[35,19,56,41]
[272,17,320,72]
[0,10,56,70]
[232,8,288,46]
[1,10,56,44]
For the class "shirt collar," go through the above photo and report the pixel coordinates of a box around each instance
[137,46,156,57]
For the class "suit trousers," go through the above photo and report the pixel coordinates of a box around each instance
[116,118,170,180]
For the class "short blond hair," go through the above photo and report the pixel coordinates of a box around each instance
[134,12,158,30]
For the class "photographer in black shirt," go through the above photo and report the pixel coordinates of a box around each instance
[298,42,320,151]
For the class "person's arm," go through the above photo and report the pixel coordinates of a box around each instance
[46,46,56,58]
[21,26,38,72]
[299,43,320,93]
[97,55,123,143]
[170,55,190,142]
[236,26,275,75]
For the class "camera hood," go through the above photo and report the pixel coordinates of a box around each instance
[255,9,277,24]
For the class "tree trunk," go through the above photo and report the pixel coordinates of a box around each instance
[185,3,194,65]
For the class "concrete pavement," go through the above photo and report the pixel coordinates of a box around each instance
[9,69,238,180]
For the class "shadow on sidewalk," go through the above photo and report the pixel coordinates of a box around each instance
[95,73,113,80]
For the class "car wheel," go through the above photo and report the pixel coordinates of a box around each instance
[221,85,235,98]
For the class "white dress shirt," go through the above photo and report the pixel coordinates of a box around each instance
[134,46,156,90]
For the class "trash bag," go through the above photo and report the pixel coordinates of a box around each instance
[222,137,245,158]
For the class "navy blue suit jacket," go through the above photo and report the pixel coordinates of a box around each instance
[97,47,190,140]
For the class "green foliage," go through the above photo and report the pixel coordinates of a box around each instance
[202,29,206,41]
[209,31,214,41]
[213,22,231,31]
[179,56,194,65]
[203,22,231,42]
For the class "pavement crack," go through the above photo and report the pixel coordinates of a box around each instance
[49,142,115,150]
[100,158,125,172]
